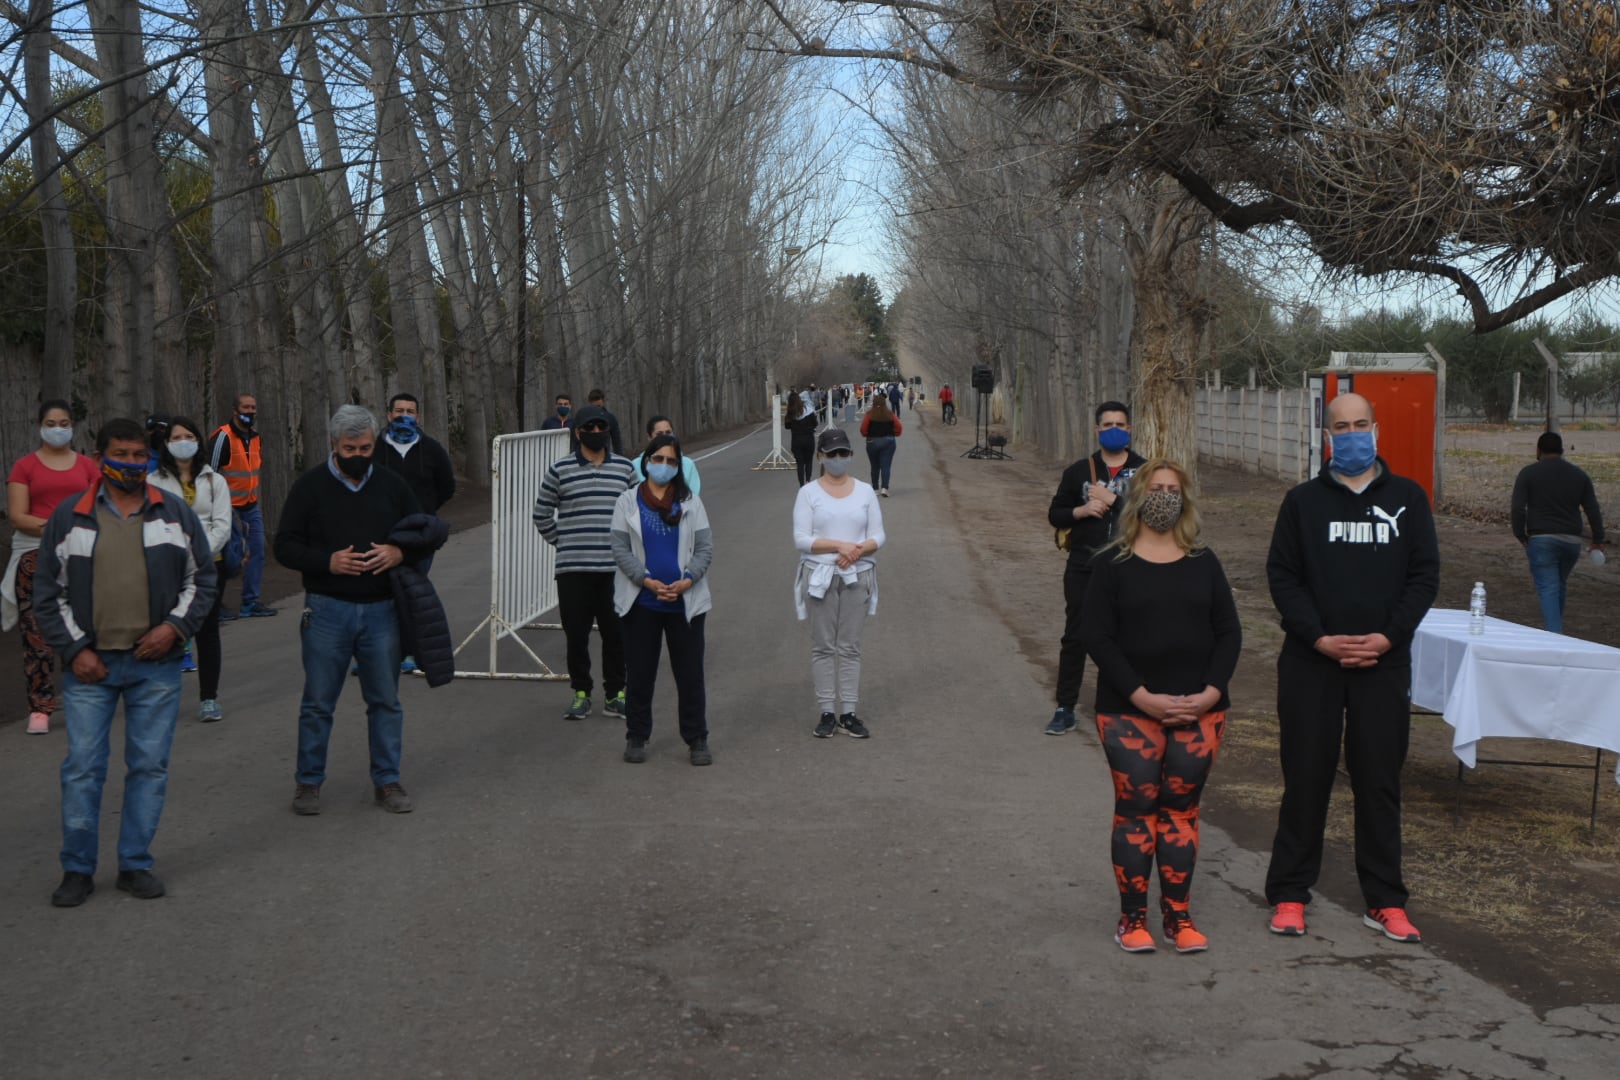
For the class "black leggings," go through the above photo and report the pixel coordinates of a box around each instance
[791,437,815,486]
[195,577,224,700]
[1097,711,1225,915]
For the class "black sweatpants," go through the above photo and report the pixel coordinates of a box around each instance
[1055,566,1091,709]
[792,437,815,486]
[623,606,707,744]
[555,572,624,697]
[1265,651,1411,910]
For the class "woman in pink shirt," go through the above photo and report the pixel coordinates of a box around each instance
[4,401,100,734]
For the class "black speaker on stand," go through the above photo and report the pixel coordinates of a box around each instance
[962,365,1010,459]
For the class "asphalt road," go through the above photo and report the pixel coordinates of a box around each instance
[2,420,1615,1079]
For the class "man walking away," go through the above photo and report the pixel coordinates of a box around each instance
[375,393,456,516]
[36,418,217,907]
[1510,431,1605,633]
[209,392,275,619]
[1264,392,1440,944]
[1045,401,1145,735]
[533,404,636,720]
[587,389,625,455]
[274,406,430,817]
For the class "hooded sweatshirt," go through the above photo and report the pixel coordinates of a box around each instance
[1266,460,1440,664]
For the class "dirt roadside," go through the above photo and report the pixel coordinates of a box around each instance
[916,406,1620,1011]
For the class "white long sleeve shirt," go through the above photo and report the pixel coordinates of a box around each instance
[791,478,885,618]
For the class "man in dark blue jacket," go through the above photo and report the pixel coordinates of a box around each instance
[35,418,217,908]
[1263,393,1440,944]
[274,405,426,817]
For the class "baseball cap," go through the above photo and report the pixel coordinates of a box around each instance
[817,427,852,454]
[572,404,610,430]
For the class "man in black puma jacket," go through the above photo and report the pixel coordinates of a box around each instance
[1263,392,1440,944]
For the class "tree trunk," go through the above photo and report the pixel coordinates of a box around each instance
[25,0,76,404]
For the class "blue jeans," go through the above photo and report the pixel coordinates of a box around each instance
[296,593,404,787]
[60,650,183,875]
[1526,536,1582,633]
[238,503,266,606]
[866,436,897,488]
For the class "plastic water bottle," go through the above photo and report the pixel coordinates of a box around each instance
[1469,582,1486,635]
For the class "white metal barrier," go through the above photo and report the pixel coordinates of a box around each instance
[453,428,573,680]
[754,383,794,470]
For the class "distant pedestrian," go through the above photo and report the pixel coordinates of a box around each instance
[785,394,818,486]
[907,386,915,411]
[587,389,626,456]
[1045,402,1145,736]
[860,397,903,496]
[149,417,233,723]
[540,393,574,431]
[1264,392,1440,944]
[533,404,636,720]
[792,427,885,739]
[208,393,277,619]
[274,405,434,817]
[887,383,902,413]
[1510,431,1606,633]
[35,418,217,906]
[5,400,99,735]
[938,385,955,424]
[375,393,457,515]
[630,415,702,494]
[610,433,714,766]
[1081,460,1240,954]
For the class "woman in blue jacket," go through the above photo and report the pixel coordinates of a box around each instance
[609,434,714,766]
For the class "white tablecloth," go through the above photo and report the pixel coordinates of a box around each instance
[1410,609,1620,783]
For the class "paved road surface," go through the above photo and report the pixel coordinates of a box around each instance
[3,420,1615,1078]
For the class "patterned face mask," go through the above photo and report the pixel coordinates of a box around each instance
[1138,490,1183,533]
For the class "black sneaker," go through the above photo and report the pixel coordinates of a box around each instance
[838,713,870,739]
[689,739,713,766]
[115,869,165,900]
[50,871,94,908]
[623,738,648,764]
[813,712,837,738]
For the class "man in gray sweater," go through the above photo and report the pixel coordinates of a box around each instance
[1510,431,1606,633]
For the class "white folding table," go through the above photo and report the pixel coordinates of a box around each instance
[1410,608,1620,831]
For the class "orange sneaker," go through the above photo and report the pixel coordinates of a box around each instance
[1269,901,1307,936]
[1114,911,1156,953]
[1364,907,1422,943]
[1163,908,1209,953]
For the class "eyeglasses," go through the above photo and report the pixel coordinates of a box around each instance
[823,449,852,458]
[648,455,678,465]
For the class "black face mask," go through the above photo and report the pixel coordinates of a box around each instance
[335,453,371,479]
[579,430,610,452]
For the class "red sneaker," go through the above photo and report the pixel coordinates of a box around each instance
[1268,902,1307,936]
[1163,908,1209,953]
[1364,907,1422,943]
[1114,911,1156,953]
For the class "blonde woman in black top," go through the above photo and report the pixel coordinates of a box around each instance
[1079,458,1241,954]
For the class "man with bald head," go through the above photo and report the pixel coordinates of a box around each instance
[1263,393,1440,943]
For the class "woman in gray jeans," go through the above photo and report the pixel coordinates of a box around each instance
[791,427,886,739]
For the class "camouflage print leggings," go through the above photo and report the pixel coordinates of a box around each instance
[1096,711,1225,915]
[15,550,59,715]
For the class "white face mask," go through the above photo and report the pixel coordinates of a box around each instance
[169,439,199,462]
[40,426,73,449]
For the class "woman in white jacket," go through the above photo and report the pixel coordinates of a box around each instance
[792,426,885,740]
[148,417,233,722]
[609,433,714,766]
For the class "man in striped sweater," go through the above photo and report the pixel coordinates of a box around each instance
[533,404,637,719]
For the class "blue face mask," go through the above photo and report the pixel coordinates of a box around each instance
[646,462,679,485]
[1329,429,1377,475]
[388,415,420,444]
[1098,426,1131,452]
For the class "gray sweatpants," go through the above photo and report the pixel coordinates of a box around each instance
[804,570,872,714]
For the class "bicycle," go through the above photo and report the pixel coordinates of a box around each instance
[941,403,958,425]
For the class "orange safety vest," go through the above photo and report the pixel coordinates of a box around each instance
[213,424,261,507]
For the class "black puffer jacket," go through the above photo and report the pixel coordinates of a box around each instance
[387,513,453,687]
